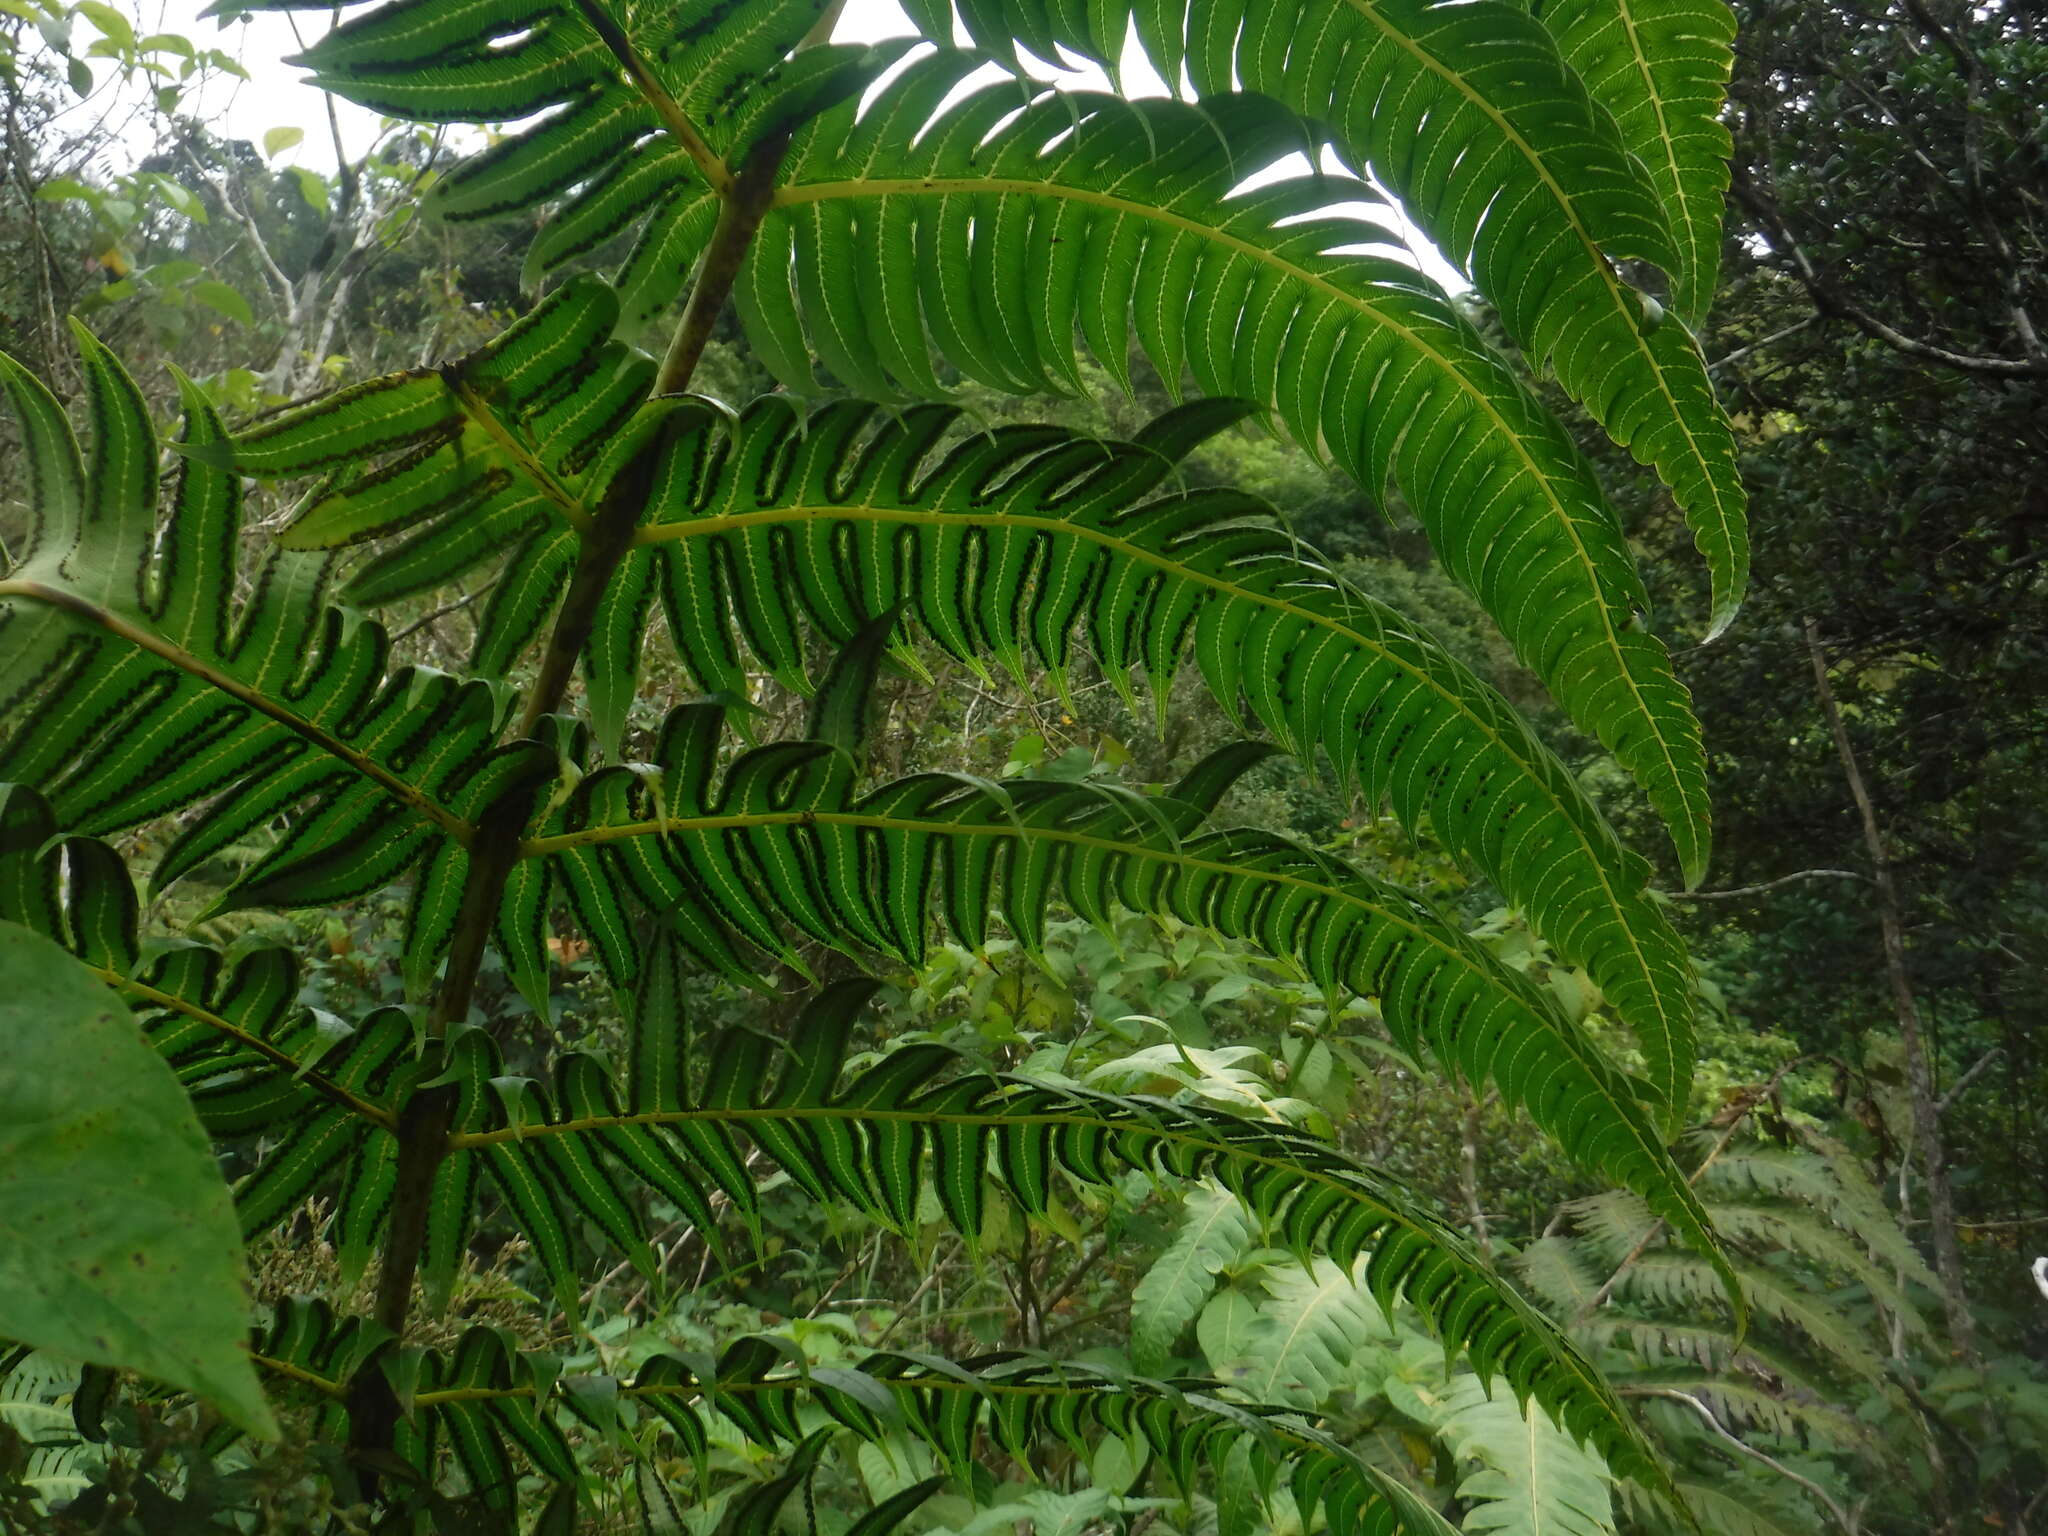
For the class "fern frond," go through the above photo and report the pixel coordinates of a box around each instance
[1621,1477,1827,1536]
[1223,1259,1400,1410]
[1699,1204,1927,1332]
[508,655,1725,1290]
[1403,1372,1616,1536]
[1515,1236,1606,1314]
[0,335,542,977]
[1615,1370,1864,1447]
[1566,1189,1662,1265]
[430,980,1662,1482]
[1697,1139,1936,1289]
[1618,1256,1880,1383]
[281,0,896,289]
[1536,1,1737,327]
[235,281,1701,1121]
[741,63,1711,887]
[912,0,1749,639]
[230,1300,1459,1535]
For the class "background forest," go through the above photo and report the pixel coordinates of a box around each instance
[0,1,2043,1533]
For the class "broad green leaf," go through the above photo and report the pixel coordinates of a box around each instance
[191,279,253,326]
[1412,1372,1616,1536]
[1131,1184,1252,1372]
[262,124,304,158]
[0,921,276,1438]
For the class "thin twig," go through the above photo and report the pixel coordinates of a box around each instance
[1937,1048,2003,1117]
[1660,868,1869,901]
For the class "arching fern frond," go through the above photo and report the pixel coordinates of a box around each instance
[0,332,544,957]
[909,0,1749,636]
[2,826,1662,1487]
[1694,1138,1936,1289]
[1617,1256,1880,1384]
[233,280,1701,1119]
[1536,1,1738,328]
[506,649,1729,1299]
[731,64,1714,886]
[257,0,900,307]
[1394,1370,1616,1536]
[224,1299,1463,1536]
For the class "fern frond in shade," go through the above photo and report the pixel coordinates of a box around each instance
[0,330,546,987]
[0,821,1663,1488]
[232,278,1701,1121]
[502,636,1733,1309]
[197,1298,1465,1535]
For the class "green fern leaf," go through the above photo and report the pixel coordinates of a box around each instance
[1224,1259,1400,1410]
[514,665,1726,1292]
[436,980,1663,1482]
[1620,1255,1881,1383]
[1536,0,1737,327]
[737,65,1713,885]
[916,0,1750,639]
[234,282,1702,1117]
[240,1299,1465,1536]
[0,336,548,989]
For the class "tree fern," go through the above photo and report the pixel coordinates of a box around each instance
[236,0,1734,888]
[231,277,1701,1117]
[0,0,1757,1521]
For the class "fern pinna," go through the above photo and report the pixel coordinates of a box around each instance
[0,0,1749,1528]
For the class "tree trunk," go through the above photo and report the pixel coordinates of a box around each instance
[1804,618,1977,1357]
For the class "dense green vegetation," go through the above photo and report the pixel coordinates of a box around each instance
[0,1,2042,1532]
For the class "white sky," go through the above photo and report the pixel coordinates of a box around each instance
[55,0,1465,292]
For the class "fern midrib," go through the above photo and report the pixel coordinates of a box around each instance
[637,500,1625,843]
[1613,0,1700,280]
[518,805,1647,1099]
[767,172,1694,840]
[0,579,475,842]
[91,962,397,1129]
[446,375,596,536]
[566,0,733,194]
